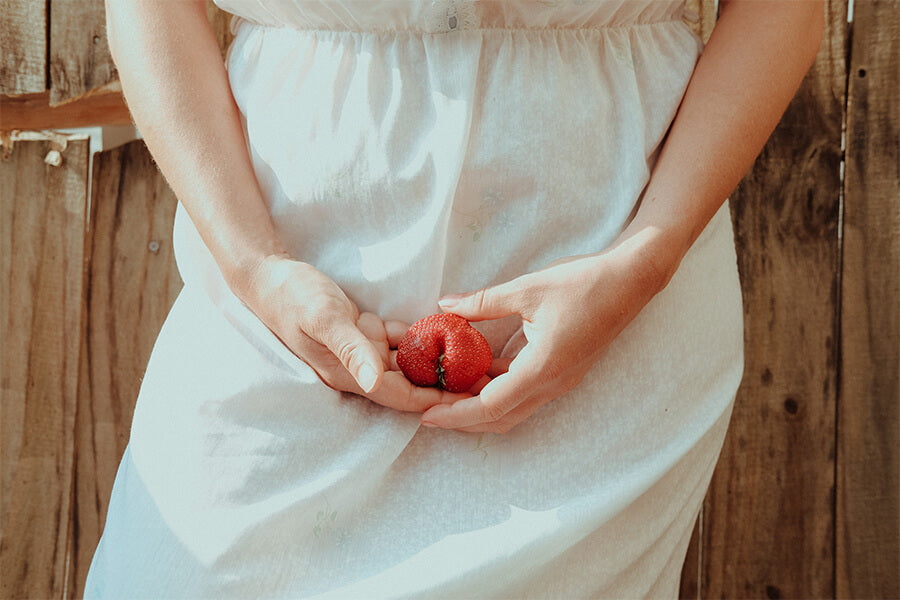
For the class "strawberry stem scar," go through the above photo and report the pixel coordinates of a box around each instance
[436,353,446,389]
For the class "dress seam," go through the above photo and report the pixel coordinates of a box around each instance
[238,18,690,36]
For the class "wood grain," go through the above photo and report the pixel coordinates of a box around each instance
[68,140,183,599]
[1,1,896,599]
[0,0,46,95]
[679,505,704,600]
[836,1,900,597]
[207,1,237,58]
[694,0,848,597]
[683,0,718,44]
[0,136,89,600]
[0,88,132,132]
[49,0,116,106]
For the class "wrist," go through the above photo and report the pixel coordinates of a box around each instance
[224,246,291,306]
[608,223,691,296]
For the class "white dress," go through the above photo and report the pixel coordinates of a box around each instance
[85,1,744,597]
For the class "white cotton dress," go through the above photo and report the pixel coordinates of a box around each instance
[85,1,745,598]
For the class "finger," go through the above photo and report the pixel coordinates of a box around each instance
[451,396,544,434]
[291,330,418,404]
[385,320,410,348]
[420,345,545,429]
[487,357,513,378]
[291,333,364,393]
[357,312,390,367]
[318,318,385,394]
[469,374,492,396]
[356,312,386,343]
[500,328,527,359]
[419,377,525,429]
[365,371,469,413]
[419,389,517,430]
[437,276,533,322]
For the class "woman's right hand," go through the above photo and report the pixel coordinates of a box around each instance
[105,1,464,414]
[238,254,470,413]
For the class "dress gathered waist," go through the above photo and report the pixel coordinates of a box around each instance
[85,1,745,598]
[214,0,695,34]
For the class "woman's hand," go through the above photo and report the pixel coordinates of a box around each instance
[240,254,469,412]
[420,234,672,433]
[419,0,825,436]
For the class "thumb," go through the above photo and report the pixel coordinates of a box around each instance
[320,319,384,393]
[438,278,526,322]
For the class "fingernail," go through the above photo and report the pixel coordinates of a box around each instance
[357,364,378,393]
[438,294,462,310]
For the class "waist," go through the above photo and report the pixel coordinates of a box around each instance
[214,0,692,34]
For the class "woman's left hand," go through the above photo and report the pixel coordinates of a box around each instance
[420,238,671,433]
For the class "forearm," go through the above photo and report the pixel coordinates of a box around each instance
[616,0,824,287]
[106,0,286,300]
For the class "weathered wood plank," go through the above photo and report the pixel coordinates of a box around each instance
[0,135,90,600]
[679,505,703,600]
[0,0,46,95]
[837,1,900,597]
[207,0,237,58]
[683,0,717,44]
[49,0,117,106]
[45,0,231,106]
[0,87,132,132]
[696,0,848,597]
[68,140,183,599]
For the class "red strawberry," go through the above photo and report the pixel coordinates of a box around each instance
[397,313,493,393]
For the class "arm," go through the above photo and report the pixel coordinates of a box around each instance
[105,0,284,292]
[618,0,826,284]
[106,0,466,410]
[422,0,825,433]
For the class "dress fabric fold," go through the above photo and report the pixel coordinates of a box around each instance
[85,1,744,597]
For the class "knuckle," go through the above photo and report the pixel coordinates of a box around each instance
[302,310,334,341]
[303,296,352,339]
[489,420,515,434]
[473,288,489,313]
[334,338,359,368]
[559,371,584,393]
[482,402,507,423]
[318,371,340,390]
[401,385,421,412]
[313,363,344,391]
[535,355,566,383]
[301,293,333,317]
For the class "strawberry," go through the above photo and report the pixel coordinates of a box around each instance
[397,313,493,393]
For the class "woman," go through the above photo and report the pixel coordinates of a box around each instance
[87,0,823,597]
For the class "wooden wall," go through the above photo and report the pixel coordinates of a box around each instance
[1,1,897,598]
[679,1,899,598]
[836,0,900,594]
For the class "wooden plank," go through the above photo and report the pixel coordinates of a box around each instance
[47,0,231,107]
[837,1,900,597]
[695,0,848,597]
[0,135,89,600]
[683,0,718,44]
[0,88,132,132]
[207,0,237,58]
[68,140,183,598]
[49,0,116,106]
[678,506,703,600]
[0,0,46,95]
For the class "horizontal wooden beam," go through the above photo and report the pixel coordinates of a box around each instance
[0,86,132,132]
